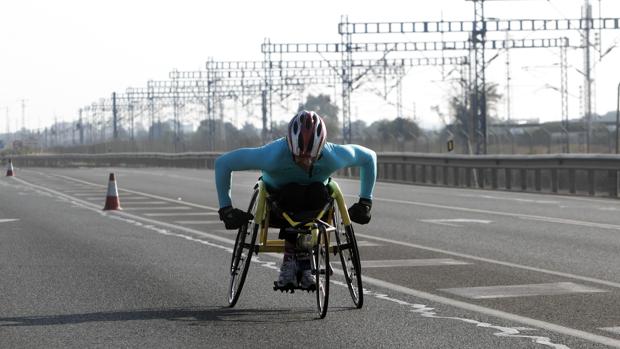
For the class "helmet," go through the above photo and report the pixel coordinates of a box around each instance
[287,110,327,160]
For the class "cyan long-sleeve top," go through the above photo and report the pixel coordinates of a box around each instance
[215,137,377,208]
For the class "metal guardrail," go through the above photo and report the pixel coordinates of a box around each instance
[4,152,620,198]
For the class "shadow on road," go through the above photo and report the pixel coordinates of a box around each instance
[0,306,352,327]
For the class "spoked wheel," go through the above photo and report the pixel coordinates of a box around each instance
[333,205,364,308]
[228,189,259,307]
[313,227,330,319]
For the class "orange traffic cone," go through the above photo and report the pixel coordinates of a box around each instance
[6,159,14,177]
[103,173,122,210]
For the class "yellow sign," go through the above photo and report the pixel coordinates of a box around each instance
[447,139,454,152]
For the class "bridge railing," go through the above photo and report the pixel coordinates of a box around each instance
[4,152,619,198]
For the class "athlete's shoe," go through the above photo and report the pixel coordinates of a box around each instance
[299,269,316,290]
[275,259,298,289]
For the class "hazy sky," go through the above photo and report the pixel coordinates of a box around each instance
[1,0,619,132]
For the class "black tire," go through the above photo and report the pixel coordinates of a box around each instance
[314,227,330,319]
[227,189,259,307]
[333,205,364,308]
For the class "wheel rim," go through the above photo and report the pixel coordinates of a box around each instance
[333,206,363,308]
[315,229,329,318]
[227,190,259,306]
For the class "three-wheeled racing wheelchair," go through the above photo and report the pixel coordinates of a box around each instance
[227,179,364,318]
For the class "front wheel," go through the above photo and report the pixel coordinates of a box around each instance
[227,189,259,307]
[333,206,364,308]
[313,227,330,319]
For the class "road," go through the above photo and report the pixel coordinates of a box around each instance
[1,167,619,348]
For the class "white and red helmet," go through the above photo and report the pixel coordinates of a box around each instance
[287,110,327,160]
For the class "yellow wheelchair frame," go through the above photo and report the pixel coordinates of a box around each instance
[227,179,364,318]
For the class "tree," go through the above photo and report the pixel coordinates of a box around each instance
[298,94,340,141]
[447,82,503,154]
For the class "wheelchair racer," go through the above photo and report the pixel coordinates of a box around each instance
[215,110,377,290]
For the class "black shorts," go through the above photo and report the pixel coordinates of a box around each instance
[269,182,329,232]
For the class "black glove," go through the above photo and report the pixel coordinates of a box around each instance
[348,198,372,225]
[218,206,254,230]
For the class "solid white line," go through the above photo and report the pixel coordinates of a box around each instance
[356,232,620,290]
[12,176,620,348]
[0,219,20,223]
[362,274,620,348]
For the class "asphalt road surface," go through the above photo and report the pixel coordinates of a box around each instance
[1,167,619,348]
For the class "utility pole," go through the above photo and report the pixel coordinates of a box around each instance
[20,99,26,133]
[583,0,593,153]
[505,31,511,123]
[338,4,619,154]
[112,92,118,139]
[616,81,619,154]
[78,108,84,145]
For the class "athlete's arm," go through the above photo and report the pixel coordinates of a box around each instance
[215,145,269,208]
[330,144,377,200]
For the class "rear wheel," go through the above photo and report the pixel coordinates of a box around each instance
[313,227,330,319]
[227,189,259,307]
[333,205,363,308]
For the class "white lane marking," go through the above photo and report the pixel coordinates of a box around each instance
[356,232,620,290]
[371,177,620,206]
[597,207,620,211]
[420,218,492,227]
[114,197,153,200]
[457,193,561,205]
[50,173,219,211]
[70,192,104,196]
[362,258,470,268]
[14,172,620,290]
[12,177,613,348]
[356,240,381,247]
[441,282,608,300]
[600,327,620,335]
[145,212,218,217]
[123,206,191,211]
[347,194,620,231]
[118,201,168,205]
[84,196,153,201]
[173,220,221,225]
[0,219,20,223]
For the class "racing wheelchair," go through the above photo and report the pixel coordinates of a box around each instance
[227,179,363,319]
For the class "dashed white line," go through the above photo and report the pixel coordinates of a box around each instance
[362,258,470,268]
[173,220,221,225]
[440,282,608,300]
[124,206,192,211]
[145,212,217,217]
[600,327,620,335]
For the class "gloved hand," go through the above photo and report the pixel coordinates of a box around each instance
[348,198,372,225]
[218,206,254,230]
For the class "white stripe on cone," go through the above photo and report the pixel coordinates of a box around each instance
[103,173,121,210]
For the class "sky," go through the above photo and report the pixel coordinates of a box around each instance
[1,0,620,133]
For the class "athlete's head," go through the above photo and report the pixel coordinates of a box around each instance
[287,110,327,171]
